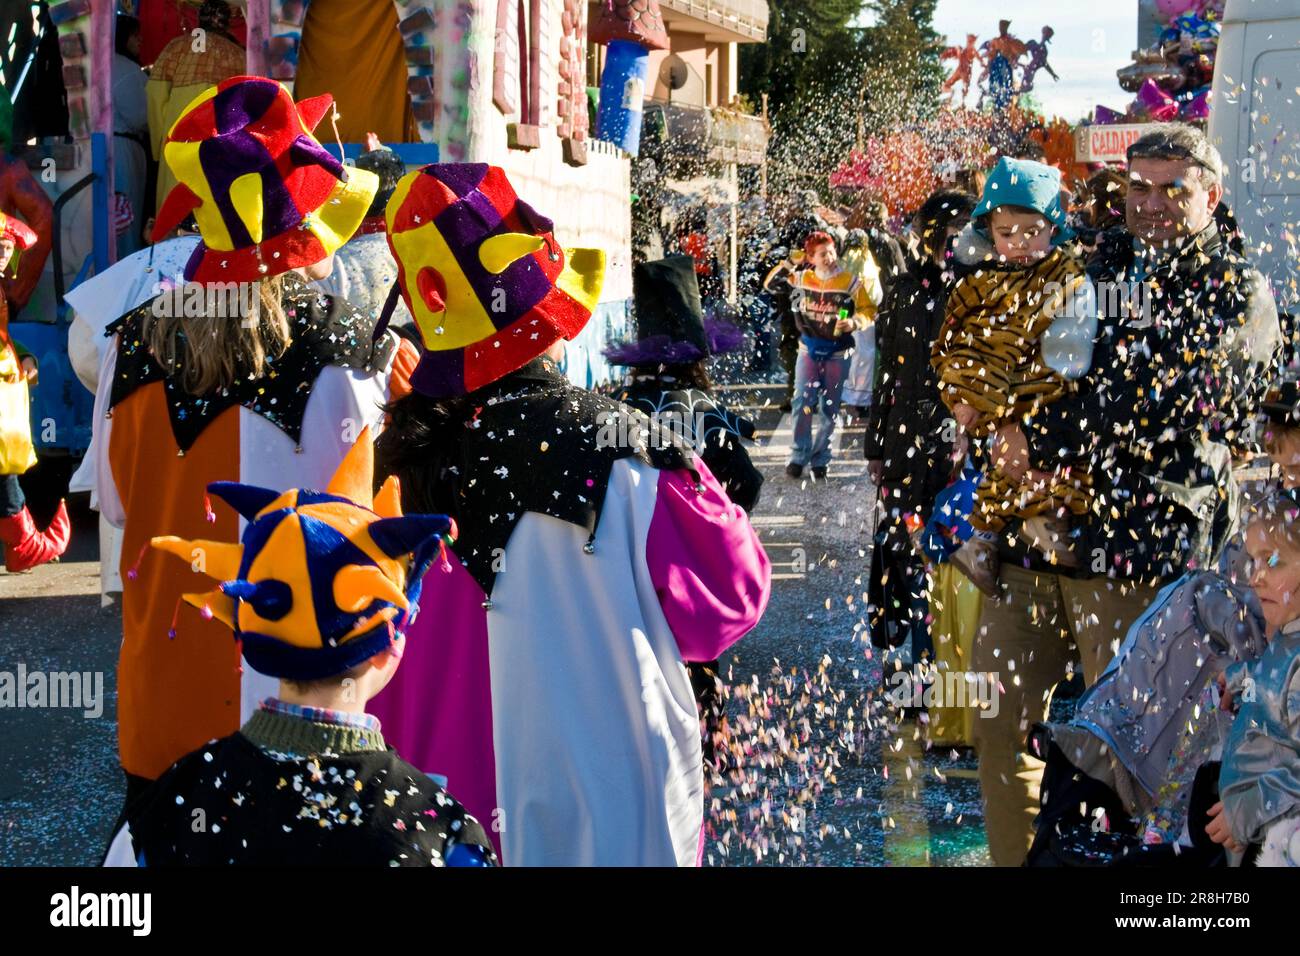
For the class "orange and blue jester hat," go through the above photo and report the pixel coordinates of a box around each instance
[384,163,606,398]
[150,75,378,284]
[151,430,456,681]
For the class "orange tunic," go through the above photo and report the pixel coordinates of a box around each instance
[99,285,416,781]
[109,384,243,780]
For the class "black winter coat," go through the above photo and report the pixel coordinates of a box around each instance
[116,732,497,866]
[864,249,958,528]
[615,377,764,513]
[864,229,907,299]
[1024,221,1282,582]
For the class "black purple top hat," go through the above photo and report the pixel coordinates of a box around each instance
[604,255,744,367]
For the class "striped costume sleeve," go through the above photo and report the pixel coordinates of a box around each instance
[932,257,1081,432]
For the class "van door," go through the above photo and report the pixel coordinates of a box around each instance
[1233,17,1300,314]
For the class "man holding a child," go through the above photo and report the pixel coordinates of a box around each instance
[970,123,1282,866]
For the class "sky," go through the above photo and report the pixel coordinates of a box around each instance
[859,0,1140,123]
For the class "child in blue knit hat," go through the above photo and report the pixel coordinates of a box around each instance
[932,156,1098,595]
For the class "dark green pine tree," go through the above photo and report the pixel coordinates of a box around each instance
[741,0,943,195]
[739,0,868,123]
[739,0,869,194]
[858,0,943,134]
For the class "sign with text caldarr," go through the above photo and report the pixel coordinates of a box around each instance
[1075,124,1148,163]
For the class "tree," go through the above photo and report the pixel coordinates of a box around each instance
[742,0,944,199]
[738,0,867,124]
[857,0,943,135]
[1018,92,1044,117]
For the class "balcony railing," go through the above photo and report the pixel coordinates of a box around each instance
[643,99,770,164]
[658,0,769,42]
[707,107,769,164]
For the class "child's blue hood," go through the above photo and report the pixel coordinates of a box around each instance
[972,156,1074,246]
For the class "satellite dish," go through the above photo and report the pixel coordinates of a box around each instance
[661,54,689,94]
[656,54,705,106]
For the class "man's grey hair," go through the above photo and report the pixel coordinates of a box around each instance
[1127,123,1223,186]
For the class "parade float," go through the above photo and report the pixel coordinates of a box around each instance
[831,107,1088,222]
[830,16,1091,222]
[1074,0,1223,165]
[6,0,113,463]
[837,4,1229,210]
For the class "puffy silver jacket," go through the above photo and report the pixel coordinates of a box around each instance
[1071,571,1268,797]
[1221,624,1300,846]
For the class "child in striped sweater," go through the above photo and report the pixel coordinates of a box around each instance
[765,231,881,479]
[932,157,1097,595]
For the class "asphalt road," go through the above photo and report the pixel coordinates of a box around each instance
[704,383,989,866]
[0,384,991,866]
[0,503,124,867]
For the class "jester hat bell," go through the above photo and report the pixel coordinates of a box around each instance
[151,76,378,284]
[384,163,605,398]
[151,430,456,681]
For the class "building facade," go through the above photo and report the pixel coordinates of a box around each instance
[586,0,769,304]
[240,0,630,386]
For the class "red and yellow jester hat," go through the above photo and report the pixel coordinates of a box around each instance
[151,430,456,681]
[151,76,378,284]
[0,211,37,278]
[384,163,605,398]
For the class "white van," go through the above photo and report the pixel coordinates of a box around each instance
[1208,0,1300,316]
